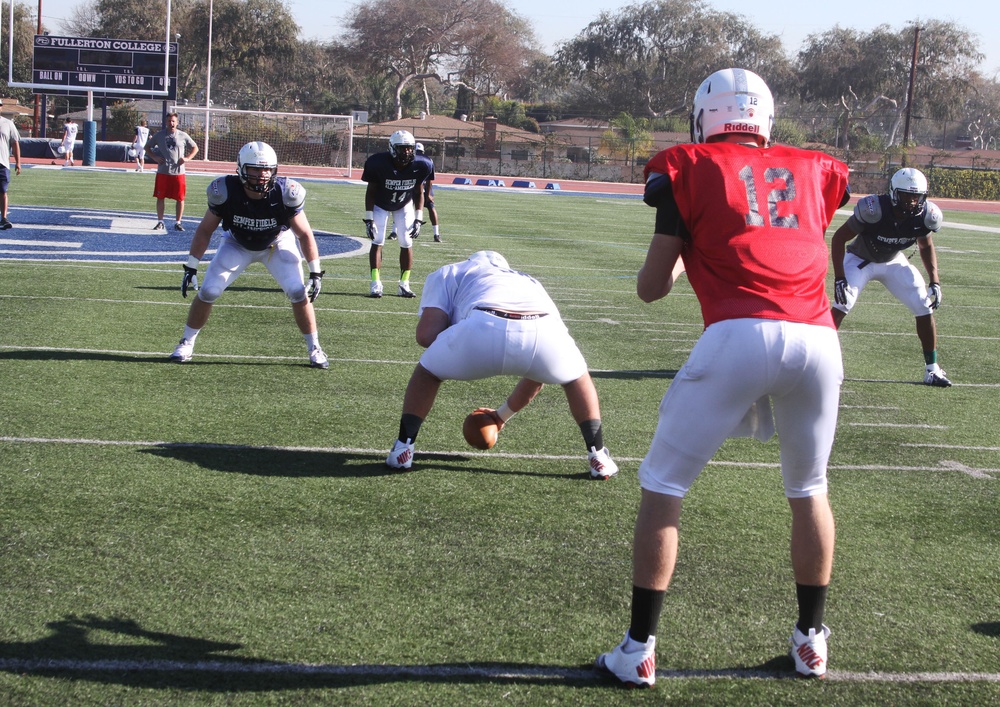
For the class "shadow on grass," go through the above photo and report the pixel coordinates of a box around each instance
[141,445,403,478]
[0,349,314,368]
[590,369,678,381]
[140,445,583,480]
[972,622,1000,637]
[0,616,806,691]
[0,350,167,364]
[0,614,609,691]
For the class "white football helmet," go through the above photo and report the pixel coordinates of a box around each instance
[414,142,425,154]
[468,250,510,270]
[690,68,775,145]
[889,168,928,217]
[389,130,416,166]
[237,141,278,193]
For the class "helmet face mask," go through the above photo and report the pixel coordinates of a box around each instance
[690,68,775,145]
[237,141,278,193]
[889,168,928,217]
[389,130,416,167]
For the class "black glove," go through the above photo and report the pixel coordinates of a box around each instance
[363,218,376,240]
[409,219,425,239]
[308,270,325,302]
[927,282,942,310]
[182,266,198,298]
[834,278,849,306]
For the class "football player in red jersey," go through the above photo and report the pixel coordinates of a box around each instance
[595,69,851,686]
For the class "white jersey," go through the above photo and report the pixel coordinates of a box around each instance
[134,125,150,148]
[62,122,78,145]
[420,258,560,325]
[0,116,19,169]
[417,255,587,385]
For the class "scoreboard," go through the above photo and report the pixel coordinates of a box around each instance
[32,35,178,99]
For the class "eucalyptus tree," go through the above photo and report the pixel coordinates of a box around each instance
[795,20,983,148]
[554,0,790,119]
[341,0,543,120]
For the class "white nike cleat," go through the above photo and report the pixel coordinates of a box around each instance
[595,632,656,688]
[790,624,830,678]
[386,439,415,470]
[588,446,619,479]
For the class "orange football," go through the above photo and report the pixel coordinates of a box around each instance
[463,408,500,450]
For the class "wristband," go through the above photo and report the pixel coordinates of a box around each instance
[364,210,374,221]
[186,255,200,270]
[308,259,322,273]
[497,402,516,423]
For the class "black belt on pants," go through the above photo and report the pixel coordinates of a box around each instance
[475,307,548,320]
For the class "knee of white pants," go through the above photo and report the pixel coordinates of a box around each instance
[198,286,223,303]
[287,285,307,303]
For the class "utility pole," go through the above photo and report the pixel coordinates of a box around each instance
[33,0,42,137]
[902,26,921,167]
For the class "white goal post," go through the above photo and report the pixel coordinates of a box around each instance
[171,106,354,177]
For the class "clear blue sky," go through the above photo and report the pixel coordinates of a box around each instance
[36,0,1000,75]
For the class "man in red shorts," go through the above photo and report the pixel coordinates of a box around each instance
[145,112,199,231]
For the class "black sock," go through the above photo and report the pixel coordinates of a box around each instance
[628,585,665,643]
[796,583,829,633]
[399,414,423,444]
[579,419,603,451]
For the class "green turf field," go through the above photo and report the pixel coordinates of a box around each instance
[1,167,997,704]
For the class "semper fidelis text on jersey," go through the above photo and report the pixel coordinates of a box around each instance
[845,193,943,264]
[207,175,306,251]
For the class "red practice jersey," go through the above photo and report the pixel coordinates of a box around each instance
[645,142,850,328]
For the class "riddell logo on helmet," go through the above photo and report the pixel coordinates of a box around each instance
[725,122,760,133]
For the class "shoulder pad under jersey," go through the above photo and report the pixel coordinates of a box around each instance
[280,177,306,210]
[923,201,943,232]
[853,194,884,225]
[206,176,229,207]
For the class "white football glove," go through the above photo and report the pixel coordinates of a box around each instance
[409,219,425,239]
[926,282,942,310]
[363,218,376,240]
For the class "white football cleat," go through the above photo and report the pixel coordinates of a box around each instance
[588,447,619,479]
[595,632,656,688]
[397,282,416,298]
[386,439,415,470]
[923,368,952,387]
[169,338,194,363]
[369,281,383,298]
[790,624,830,678]
[309,346,329,369]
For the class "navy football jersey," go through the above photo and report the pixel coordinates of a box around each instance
[361,151,432,211]
[845,194,943,263]
[206,175,305,251]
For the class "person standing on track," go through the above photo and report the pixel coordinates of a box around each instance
[146,112,199,232]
